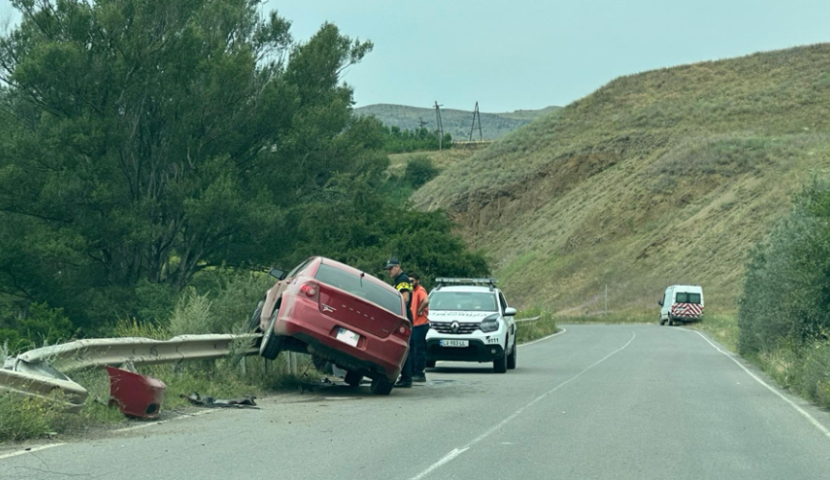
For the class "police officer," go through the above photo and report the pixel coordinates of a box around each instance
[384,258,413,388]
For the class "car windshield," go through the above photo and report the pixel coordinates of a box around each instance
[314,263,402,315]
[676,292,701,304]
[430,291,498,311]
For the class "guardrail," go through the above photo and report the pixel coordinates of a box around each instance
[515,315,542,323]
[1,333,261,412]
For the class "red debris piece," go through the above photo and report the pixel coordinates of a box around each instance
[106,366,166,419]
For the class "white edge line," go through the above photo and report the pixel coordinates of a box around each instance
[519,327,567,347]
[2,408,221,461]
[409,331,636,480]
[693,330,830,440]
[0,443,65,460]
[112,408,218,433]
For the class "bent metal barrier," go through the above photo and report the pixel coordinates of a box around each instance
[1,333,261,412]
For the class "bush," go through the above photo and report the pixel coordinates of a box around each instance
[404,156,440,189]
[738,177,830,355]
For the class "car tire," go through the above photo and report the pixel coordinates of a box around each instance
[344,371,363,387]
[668,315,674,326]
[259,311,283,360]
[370,377,394,395]
[494,344,508,374]
[248,300,264,331]
[659,317,666,326]
[426,360,436,369]
[507,341,517,370]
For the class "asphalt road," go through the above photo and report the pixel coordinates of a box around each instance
[3,324,830,480]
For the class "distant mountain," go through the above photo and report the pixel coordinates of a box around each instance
[355,104,561,141]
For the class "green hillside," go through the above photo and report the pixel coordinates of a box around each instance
[355,103,559,140]
[414,44,830,315]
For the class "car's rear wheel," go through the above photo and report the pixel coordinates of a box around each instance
[344,371,363,387]
[259,311,283,360]
[659,317,666,326]
[248,300,264,331]
[507,341,517,370]
[426,360,436,369]
[370,377,394,395]
[668,315,675,326]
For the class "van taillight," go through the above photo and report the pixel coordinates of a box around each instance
[300,283,319,299]
[393,322,410,340]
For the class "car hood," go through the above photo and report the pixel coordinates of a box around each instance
[428,310,498,323]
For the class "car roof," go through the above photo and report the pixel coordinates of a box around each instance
[671,285,703,292]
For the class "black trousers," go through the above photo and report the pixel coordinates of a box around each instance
[400,324,429,380]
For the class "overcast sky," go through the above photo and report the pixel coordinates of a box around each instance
[2,0,830,112]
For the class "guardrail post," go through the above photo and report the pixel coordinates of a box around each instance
[289,352,297,375]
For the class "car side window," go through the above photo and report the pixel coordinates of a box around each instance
[498,292,507,312]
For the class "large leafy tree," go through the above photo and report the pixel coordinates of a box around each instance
[0,0,375,331]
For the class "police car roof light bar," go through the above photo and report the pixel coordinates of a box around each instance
[435,277,498,287]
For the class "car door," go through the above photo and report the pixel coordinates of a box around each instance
[498,291,515,347]
[661,287,672,319]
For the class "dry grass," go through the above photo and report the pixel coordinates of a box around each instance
[413,44,830,312]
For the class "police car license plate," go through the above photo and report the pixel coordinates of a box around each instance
[336,328,360,347]
[440,339,469,347]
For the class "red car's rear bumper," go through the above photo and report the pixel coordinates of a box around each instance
[276,296,409,382]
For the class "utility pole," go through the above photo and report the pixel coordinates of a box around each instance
[469,101,483,142]
[434,101,444,150]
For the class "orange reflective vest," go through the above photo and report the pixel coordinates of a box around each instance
[411,285,429,327]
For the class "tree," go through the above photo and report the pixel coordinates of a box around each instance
[0,0,372,331]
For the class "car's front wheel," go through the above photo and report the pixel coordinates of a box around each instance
[494,343,508,374]
[370,377,394,395]
[426,360,436,369]
[507,341,517,370]
[248,300,264,331]
[259,311,283,360]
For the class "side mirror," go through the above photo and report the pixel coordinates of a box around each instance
[658,300,664,307]
[504,307,517,316]
[269,268,286,280]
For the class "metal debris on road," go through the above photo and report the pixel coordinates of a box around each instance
[182,392,258,409]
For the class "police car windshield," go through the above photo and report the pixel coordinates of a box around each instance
[430,291,498,311]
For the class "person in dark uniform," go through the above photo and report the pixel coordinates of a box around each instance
[384,258,413,388]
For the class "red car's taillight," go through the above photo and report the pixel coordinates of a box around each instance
[299,282,319,300]
[393,322,411,340]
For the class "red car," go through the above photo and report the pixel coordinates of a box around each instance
[251,257,411,395]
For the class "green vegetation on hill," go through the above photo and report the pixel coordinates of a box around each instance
[356,103,559,141]
[415,44,830,315]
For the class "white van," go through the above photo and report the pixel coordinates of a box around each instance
[658,285,704,325]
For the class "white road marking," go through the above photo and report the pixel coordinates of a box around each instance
[408,448,469,480]
[112,409,218,433]
[409,331,636,480]
[519,327,568,347]
[0,443,65,460]
[1,408,221,461]
[693,330,830,440]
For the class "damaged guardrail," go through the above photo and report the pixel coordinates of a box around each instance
[1,333,261,412]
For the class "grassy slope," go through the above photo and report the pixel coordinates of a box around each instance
[355,104,559,140]
[414,44,830,316]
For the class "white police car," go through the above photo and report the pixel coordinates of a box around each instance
[425,278,517,373]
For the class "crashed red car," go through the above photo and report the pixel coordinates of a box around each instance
[250,257,411,395]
